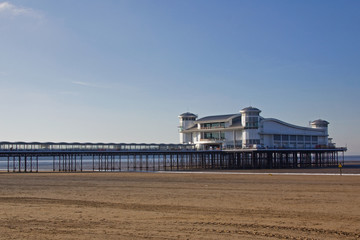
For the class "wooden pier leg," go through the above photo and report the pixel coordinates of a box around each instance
[127,154,130,171]
[18,156,21,173]
[267,152,272,169]
[113,155,116,171]
[140,155,143,171]
[158,154,160,171]
[182,154,185,169]
[98,154,102,172]
[251,152,255,169]
[286,153,289,168]
[109,155,112,171]
[279,153,283,168]
[163,154,166,171]
[102,155,105,171]
[176,154,179,170]
[69,155,71,172]
[30,156,33,173]
[170,154,173,171]
[67,155,70,172]
[62,155,65,172]
[111,155,113,171]
[195,153,199,169]
[119,155,122,172]
[151,154,154,171]
[200,154,204,169]
[219,153,222,169]
[24,155,27,173]
[189,153,192,170]
[105,155,108,172]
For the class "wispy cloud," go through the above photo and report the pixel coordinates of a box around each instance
[59,91,79,96]
[72,81,109,89]
[0,2,42,19]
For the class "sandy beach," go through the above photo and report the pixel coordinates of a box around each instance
[0,170,359,239]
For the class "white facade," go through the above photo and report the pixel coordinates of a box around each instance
[179,107,332,150]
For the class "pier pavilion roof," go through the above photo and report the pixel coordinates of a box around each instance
[179,112,197,118]
[240,106,261,113]
[196,114,240,123]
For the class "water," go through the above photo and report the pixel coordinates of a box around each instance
[0,156,116,171]
[344,155,360,162]
[0,155,172,172]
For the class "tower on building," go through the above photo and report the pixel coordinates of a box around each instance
[240,107,261,148]
[178,112,197,144]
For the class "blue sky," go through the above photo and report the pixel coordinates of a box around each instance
[0,0,359,154]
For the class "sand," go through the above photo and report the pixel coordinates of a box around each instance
[0,171,359,239]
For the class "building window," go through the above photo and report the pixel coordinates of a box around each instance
[246,139,260,145]
[203,132,225,140]
[274,135,281,141]
[201,122,225,129]
[245,116,258,129]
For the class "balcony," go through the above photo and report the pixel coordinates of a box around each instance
[200,126,225,129]
[200,122,225,129]
[200,138,225,143]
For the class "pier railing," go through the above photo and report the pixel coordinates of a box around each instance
[0,142,195,151]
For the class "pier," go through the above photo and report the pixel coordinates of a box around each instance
[0,142,346,173]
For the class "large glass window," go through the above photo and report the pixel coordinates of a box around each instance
[282,135,289,141]
[274,135,281,141]
[245,116,258,129]
[203,132,225,139]
[201,122,225,129]
[246,139,260,145]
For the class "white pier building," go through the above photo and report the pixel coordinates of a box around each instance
[179,107,334,150]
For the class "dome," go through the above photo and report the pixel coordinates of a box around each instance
[240,106,261,113]
[179,112,197,118]
[311,119,329,125]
